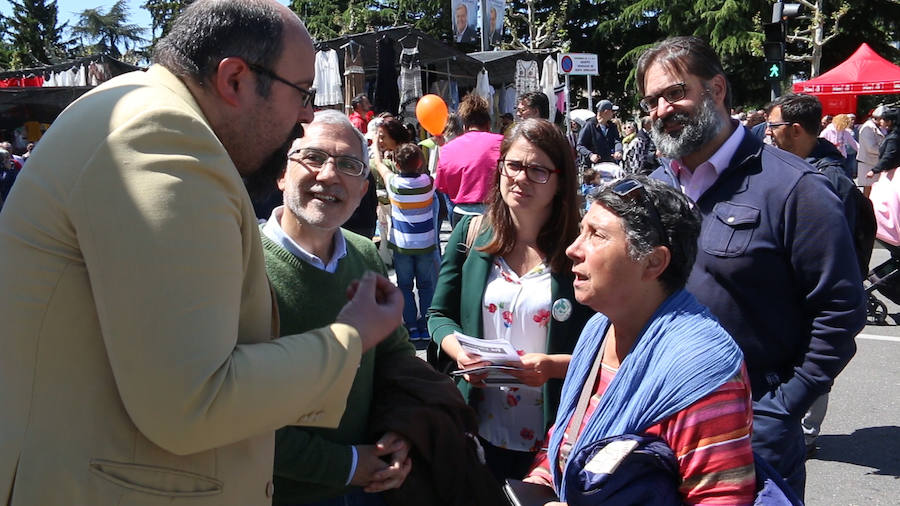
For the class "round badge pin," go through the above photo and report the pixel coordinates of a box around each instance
[552,298,573,321]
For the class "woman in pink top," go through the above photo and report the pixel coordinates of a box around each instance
[434,94,504,226]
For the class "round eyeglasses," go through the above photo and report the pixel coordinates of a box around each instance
[289,148,368,177]
[498,159,559,184]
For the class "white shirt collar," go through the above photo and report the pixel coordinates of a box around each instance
[262,206,347,273]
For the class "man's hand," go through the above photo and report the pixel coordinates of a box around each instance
[589,153,601,164]
[362,432,412,493]
[866,170,875,179]
[337,272,403,352]
[613,151,623,161]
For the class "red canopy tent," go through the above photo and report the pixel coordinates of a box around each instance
[792,43,900,116]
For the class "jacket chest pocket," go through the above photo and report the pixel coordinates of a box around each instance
[701,202,760,257]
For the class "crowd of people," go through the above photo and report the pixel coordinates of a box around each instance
[1,1,899,505]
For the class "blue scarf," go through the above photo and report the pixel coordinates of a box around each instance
[548,289,743,499]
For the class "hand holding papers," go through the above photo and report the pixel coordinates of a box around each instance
[450,332,527,387]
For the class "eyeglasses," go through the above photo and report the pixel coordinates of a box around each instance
[610,178,669,248]
[638,82,687,113]
[247,63,316,108]
[765,121,791,129]
[498,159,559,184]
[289,147,368,177]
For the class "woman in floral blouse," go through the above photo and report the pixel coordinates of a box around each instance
[428,119,594,480]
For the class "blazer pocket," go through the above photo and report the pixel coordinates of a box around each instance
[89,459,223,497]
[701,202,760,257]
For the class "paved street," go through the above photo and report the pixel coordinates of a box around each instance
[805,246,900,505]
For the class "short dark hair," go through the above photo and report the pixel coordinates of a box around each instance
[519,91,549,119]
[351,93,368,110]
[153,0,284,97]
[636,36,732,110]
[589,176,700,293]
[379,118,411,144]
[481,119,580,273]
[458,93,492,129]
[394,143,424,176]
[767,94,822,136]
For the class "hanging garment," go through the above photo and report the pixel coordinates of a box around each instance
[374,37,400,114]
[515,60,541,98]
[343,43,366,115]
[475,69,492,102]
[399,46,423,117]
[313,49,343,106]
[541,56,561,122]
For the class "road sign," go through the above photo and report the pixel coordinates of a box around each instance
[557,53,598,76]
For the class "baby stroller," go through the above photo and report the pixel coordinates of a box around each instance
[865,241,900,325]
[867,169,900,324]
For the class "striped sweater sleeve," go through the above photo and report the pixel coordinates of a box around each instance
[644,363,756,505]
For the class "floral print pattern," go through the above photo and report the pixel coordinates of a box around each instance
[476,256,553,452]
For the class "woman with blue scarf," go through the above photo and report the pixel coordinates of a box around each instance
[526,176,757,504]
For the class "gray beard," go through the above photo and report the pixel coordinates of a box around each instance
[650,94,725,159]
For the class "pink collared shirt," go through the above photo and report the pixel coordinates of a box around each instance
[671,121,745,202]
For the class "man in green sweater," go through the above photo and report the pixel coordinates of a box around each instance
[262,109,416,505]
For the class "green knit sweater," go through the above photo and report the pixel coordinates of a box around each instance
[262,231,415,504]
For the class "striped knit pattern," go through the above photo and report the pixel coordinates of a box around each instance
[529,364,755,505]
[386,173,435,254]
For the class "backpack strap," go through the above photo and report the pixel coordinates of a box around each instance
[464,214,485,254]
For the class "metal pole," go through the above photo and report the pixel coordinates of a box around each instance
[587,75,593,112]
[480,0,488,52]
[565,74,571,139]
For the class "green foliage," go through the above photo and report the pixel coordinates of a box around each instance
[291,0,446,41]
[142,0,193,41]
[70,0,147,59]
[3,0,70,67]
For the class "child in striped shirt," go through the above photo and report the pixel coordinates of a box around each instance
[373,143,436,340]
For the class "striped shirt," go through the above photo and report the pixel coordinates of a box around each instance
[385,173,435,254]
[529,364,756,505]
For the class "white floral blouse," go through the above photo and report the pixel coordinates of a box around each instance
[473,257,552,452]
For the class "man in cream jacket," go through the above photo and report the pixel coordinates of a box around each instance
[0,1,403,504]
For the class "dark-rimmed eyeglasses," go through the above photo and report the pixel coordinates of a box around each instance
[639,82,687,113]
[289,147,368,177]
[498,159,559,184]
[610,178,669,248]
[247,63,316,108]
[765,121,791,129]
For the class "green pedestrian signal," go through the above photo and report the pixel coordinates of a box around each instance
[765,61,784,82]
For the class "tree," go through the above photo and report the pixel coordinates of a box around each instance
[785,0,849,77]
[290,0,446,41]
[142,0,193,41]
[70,0,147,59]
[3,0,70,67]
[505,0,574,51]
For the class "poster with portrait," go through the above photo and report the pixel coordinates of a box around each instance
[451,0,478,44]
[478,0,506,49]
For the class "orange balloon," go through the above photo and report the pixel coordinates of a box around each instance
[416,94,449,136]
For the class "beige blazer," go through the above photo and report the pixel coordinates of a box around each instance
[0,65,361,505]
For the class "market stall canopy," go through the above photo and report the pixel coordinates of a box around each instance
[316,26,483,83]
[792,43,900,96]
[0,54,141,129]
[468,50,549,87]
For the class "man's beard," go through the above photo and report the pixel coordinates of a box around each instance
[650,94,724,159]
[243,123,305,201]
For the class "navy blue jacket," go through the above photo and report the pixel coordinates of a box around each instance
[576,118,622,163]
[652,128,865,417]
